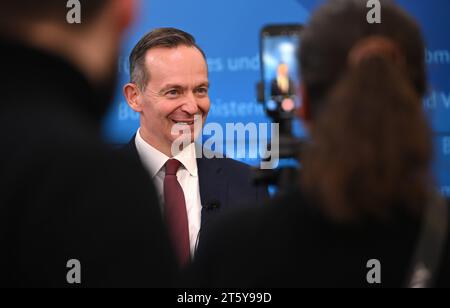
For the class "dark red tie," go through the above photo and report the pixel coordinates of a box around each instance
[164,159,190,267]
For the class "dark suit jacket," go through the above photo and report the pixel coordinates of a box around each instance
[123,137,269,246]
[0,39,177,287]
[270,78,296,98]
[193,190,450,288]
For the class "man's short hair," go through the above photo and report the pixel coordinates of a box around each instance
[129,28,207,90]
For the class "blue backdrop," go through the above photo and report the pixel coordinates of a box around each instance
[103,0,450,195]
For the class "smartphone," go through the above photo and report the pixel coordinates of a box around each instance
[260,24,303,118]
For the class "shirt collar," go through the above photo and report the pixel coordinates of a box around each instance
[135,129,198,178]
[173,141,198,177]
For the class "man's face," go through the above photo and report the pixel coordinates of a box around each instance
[277,64,289,78]
[138,45,210,155]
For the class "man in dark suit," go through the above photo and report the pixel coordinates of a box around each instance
[122,28,269,267]
[0,1,176,287]
[270,63,296,98]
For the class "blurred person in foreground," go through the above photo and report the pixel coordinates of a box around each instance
[0,0,176,287]
[192,0,450,288]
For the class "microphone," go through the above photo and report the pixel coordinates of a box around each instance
[196,200,222,253]
[203,199,221,211]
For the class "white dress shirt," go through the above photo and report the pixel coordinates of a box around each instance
[135,129,202,257]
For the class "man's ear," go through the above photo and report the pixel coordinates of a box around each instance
[123,83,143,112]
[298,83,312,122]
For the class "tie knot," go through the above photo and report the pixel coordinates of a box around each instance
[165,159,181,176]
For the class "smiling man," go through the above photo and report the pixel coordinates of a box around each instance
[123,28,269,268]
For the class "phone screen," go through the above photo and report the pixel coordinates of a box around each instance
[261,26,302,113]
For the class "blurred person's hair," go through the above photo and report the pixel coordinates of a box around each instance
[129,27,207,90]
[299,0,432,221]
